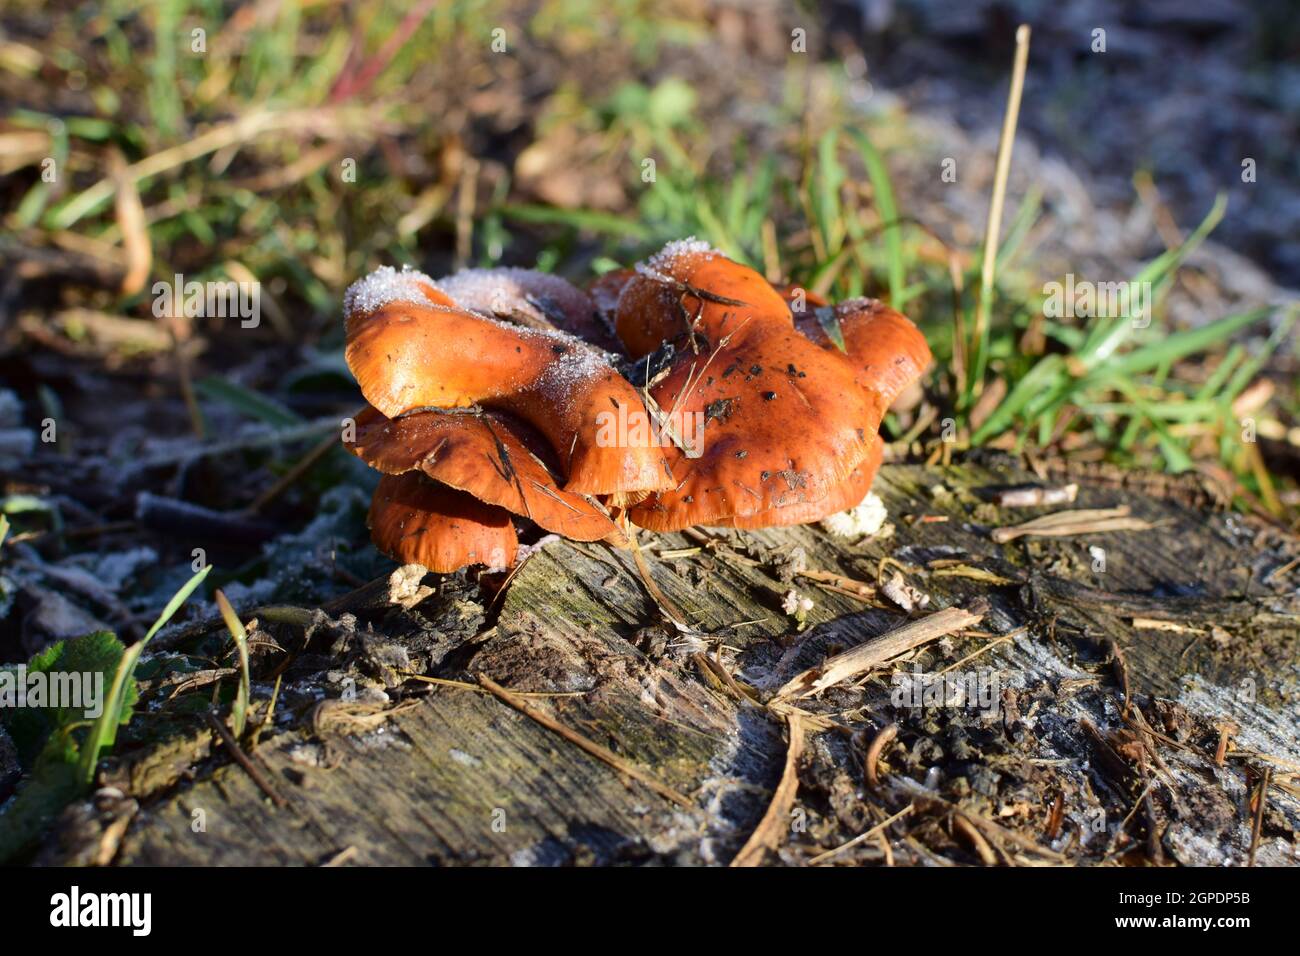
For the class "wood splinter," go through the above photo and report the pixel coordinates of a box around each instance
[775,600,989,700]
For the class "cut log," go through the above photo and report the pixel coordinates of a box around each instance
[72,454,1298,866]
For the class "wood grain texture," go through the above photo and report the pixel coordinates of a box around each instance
[103,455,1300,866]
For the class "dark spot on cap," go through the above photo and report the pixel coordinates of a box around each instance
[762,391,777,401]
[760,470,771,481]
[735,450,747,458]
[682,495,694,503]
[705,397,737,424]
[775,468,808,490]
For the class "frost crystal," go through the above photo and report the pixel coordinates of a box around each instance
[435,267,592,326]
[634,236,717,283]
[534,343,615,402]
[343,264,438,317]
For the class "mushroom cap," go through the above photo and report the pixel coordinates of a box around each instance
[434,267,621,350]
[795,297,932,408]
[771,283,830,315]
[728,432,882,529]
[368,471,518,572]
[615,244,892,531]
[344,265,672,496]
[589,268,637,329]
[614,239,792,358]
[346,405,624,544]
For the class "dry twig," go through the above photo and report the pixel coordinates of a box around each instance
[731,711,806,866]
[476,674,693,809]
[776,600,988,699]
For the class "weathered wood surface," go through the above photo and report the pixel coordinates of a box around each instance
[56,454,1299,866]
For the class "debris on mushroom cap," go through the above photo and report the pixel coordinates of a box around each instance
[343,262,672,495]
[615,243,911,531]
[345,404,625,544]
[794,297,933,408]
[368,471,517,573]
[344,264,453,316]
[615,238,792,358]
[633,236,718,283]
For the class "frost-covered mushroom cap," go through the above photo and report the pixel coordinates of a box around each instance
[613,241,930,531]
[343,262,672,496]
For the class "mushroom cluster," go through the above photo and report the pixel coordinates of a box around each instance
[342,240,931,572]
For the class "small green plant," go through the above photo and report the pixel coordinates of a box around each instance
[215,590,252,738]
[0,564,211,861]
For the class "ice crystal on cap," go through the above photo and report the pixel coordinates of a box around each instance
[435,267,591,323]
[634,236,717,284]
[343,264,438,317]
[535,341,616,402]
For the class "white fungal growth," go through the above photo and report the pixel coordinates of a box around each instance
[822,490,889,538]
[781,590,814,615]
[435,267,594,328]
[343,264,438,317]
[635,236,717,284]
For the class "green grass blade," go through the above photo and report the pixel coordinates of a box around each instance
[195,376,302,427]
[498,204,651,239]
[79,564,212,784]
[215,590,252,738]
[1100,307,1271,380]
[813,129,845,256]
[1080,194,1227,363]
[850,129,905,306]
[1221,306,1297,401]
[970,353,1066,443]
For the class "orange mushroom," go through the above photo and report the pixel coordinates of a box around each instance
[344,265,671,496]
[368,471,518,573]
[346,404,624,544]
[609,240,930,531]
[793,296,932,410]
[436,266,622,351]
[343,246,930,574]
